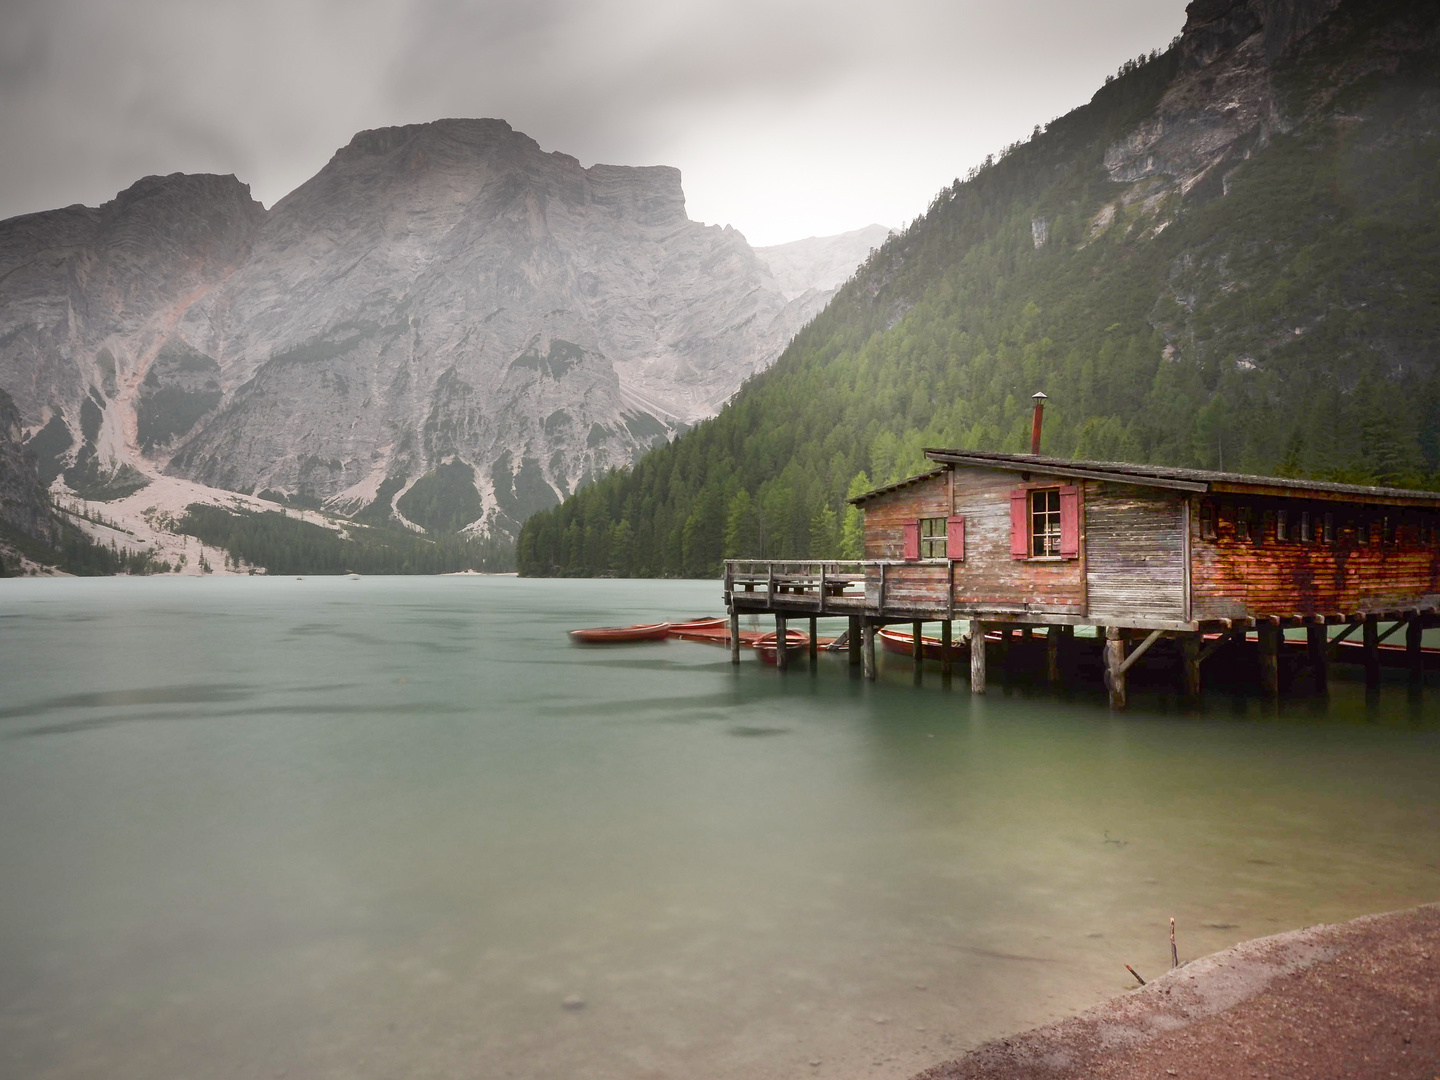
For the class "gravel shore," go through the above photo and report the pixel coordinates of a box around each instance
[912,903,1439,1080]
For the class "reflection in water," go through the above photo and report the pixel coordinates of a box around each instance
[1,575,1438,1080]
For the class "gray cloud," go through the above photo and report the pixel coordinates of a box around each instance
[0,0,1187,244]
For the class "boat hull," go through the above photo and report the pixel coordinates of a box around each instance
[569,622,673,644]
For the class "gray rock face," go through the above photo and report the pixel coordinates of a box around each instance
[1107,0,1344,196]
[0,119,863,537]
[755,225,893,301]
[0,174,265,492]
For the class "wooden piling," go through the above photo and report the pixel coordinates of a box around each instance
[848,615,862,667]
[1105,627,1127,710]
[1307,623,1327,693]
[1363,616,1380,688]
[809,616,819,662]
[1181,632,1202,699]
[1258,622,1279,698]
[776,614,788,672]
[969,619,986,694]
[729,609,741,665]
[1407,617,1424,684]
[941,620,953,682]
[862,623,877,681]
[912,620,923,683]
[1046,625,1061,686]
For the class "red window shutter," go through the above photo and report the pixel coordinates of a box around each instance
[1059,485,1080,557]
[946,515,965,561]
[1010,489,1029,558]
[902,519,920,561]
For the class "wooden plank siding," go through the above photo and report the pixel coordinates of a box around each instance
[951,467,1084,614]
[1190,498,1440,619]
[859,466,1084,616]
[1085,482,1187,623]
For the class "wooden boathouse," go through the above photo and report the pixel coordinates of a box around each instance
[723,446,1440,707]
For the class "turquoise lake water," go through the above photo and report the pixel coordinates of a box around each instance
[1,575,1438,1080]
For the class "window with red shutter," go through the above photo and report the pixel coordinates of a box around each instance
[1059,485,1080,558]
[1009,490,1028,558]
[902,519,920,561]
[946,515,965,561]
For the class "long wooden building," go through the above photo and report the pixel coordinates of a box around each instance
[724,448,1440,706]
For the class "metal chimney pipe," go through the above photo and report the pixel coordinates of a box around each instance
[1030,391,1047,455]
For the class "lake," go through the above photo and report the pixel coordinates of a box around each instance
[2,575,1438,1080]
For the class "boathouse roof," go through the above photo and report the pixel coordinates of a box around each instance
[847,450,1440,507]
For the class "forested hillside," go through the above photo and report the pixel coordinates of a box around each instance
[519,0,1440,578]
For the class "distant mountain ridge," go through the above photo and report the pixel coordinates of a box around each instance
[0,120,882,547]
[519,0,1440,577]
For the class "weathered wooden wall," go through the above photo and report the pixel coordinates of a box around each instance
[860,466,1084,615]
[951,466,1084,614]
[1191,498,1440,618]
[1085,482,1187,623]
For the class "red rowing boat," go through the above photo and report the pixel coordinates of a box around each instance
[755,629,816,664]
[569,622,673,643]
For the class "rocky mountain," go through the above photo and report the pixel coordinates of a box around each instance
[0,120,873,543]
[520,0,1440,577]
[755,225,893,301]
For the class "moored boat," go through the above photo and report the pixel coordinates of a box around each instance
[569,622,673,644]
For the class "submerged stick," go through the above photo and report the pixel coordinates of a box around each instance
[1126,964,1146,986]
[1170,917,1179,969]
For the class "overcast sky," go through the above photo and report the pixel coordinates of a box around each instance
[0,0,1187,247]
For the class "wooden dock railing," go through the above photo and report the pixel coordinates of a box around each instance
[724,559,881,613]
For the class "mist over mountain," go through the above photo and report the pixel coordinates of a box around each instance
[0,120,881,553]
[520,0,1440,577]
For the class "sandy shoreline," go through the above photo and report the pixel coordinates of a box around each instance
[911,903,1439,1079]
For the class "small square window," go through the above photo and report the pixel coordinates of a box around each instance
[1299,510,1312,542]
[1200,503,1217,540]
[1275,509,1288,542]
[1030,489,1061,556]
[919,516,947,559]
[1235,507,1252,542]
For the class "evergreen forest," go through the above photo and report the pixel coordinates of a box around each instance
[177,504,511,576]
[519,0,1440,578]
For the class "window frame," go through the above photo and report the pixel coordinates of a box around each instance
[919,515,948,559]
[1029,488,1063,558]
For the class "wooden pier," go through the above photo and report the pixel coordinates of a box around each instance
[723,441,1440,707]
[723,558,1438,702]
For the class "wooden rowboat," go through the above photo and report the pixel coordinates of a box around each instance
[569,622,672,643]
[755,628,816,665]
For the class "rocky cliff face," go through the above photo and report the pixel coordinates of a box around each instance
[1105,0,1355,198]
[0,119,866,538]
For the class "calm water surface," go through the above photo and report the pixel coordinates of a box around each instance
[2,576,1438,1080]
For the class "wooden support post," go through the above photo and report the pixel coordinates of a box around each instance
[776,614,788,672]
[848,615,862,667]
[809,617,819,662]
[941,620,953,682]
[729,609,741,665]
[1105,627,1127,710]
[862,623,877,681]
[1181,632,1202,699]
[970,619,987,694]
[1363,616,1380,688]
[1257,622,1279,698]
[912,620,923,666]
[1407,617,1424,685]
[1046,625,1061,686]
[1307,623,1327,693]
